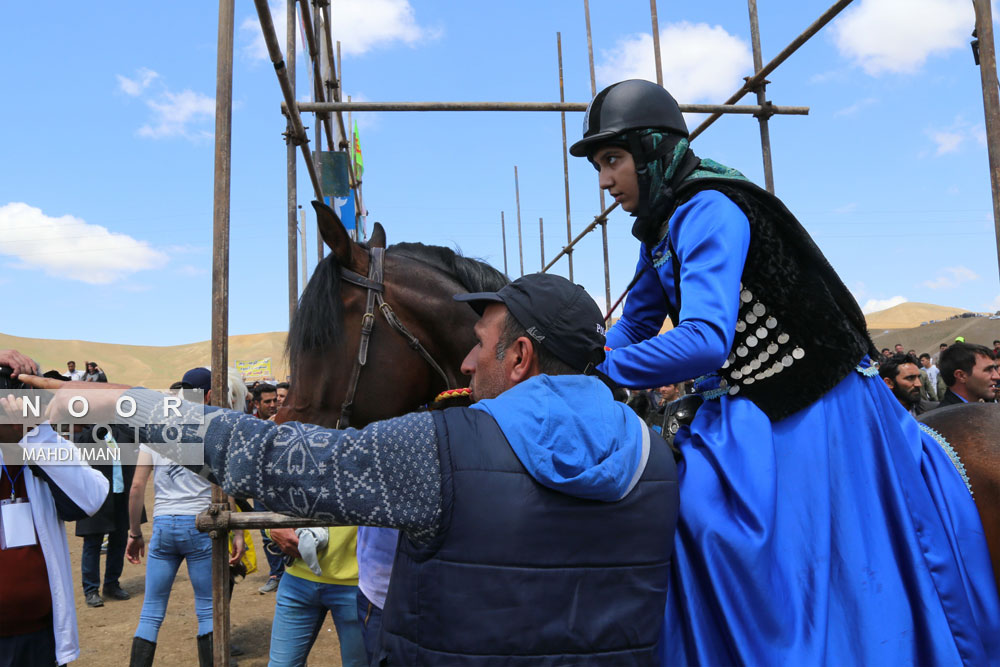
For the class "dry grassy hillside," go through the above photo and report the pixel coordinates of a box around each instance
[864,302,969,330]
[0,331,289,388]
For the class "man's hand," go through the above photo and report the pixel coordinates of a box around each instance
[0,350,38,376]
[17,374,131,423]
[126,534,145,564]
[230,531,247,565]
[269,528,302,560]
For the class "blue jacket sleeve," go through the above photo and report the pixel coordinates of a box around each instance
[600,190,750,389]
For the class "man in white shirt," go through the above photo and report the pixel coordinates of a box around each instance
[66,361,84,382]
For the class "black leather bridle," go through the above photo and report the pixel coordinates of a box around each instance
[336,247,452,428]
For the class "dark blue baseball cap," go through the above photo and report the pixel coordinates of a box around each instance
[179,367,212,392]
[455,273,606,372]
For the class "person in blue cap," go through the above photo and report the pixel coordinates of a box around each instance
[19,272,681,666]
[570,78,1000,665]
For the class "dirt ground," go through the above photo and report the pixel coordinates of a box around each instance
[68,483,344,666]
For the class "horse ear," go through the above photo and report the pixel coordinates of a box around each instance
[312,200,353,265]
[369,222,386,249]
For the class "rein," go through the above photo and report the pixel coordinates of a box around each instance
[336,247,454,428]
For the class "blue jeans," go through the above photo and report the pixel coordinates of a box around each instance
[81,528,127,593]
[134,515,213,642]
[356,589,383,666]
[268,572,367,667]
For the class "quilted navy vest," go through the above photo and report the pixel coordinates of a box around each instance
[377,406,679,666]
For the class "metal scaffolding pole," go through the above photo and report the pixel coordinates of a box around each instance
[539,217,545,269]
[501,211,509,276]
[650,0,663,86]
[286,0,298,324]
[293,101,807,114]
[690,0,854,140]
[584,0,612,313]
[515,166,524,276]
[747,0,776,193]
[557,32,574,281]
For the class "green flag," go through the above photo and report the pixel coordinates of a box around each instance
[352,120,364,180]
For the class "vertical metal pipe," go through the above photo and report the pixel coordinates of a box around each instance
[747,0,775,193]
[300,208,308,288]
[539,217,545,269]
[650,0,663,86]
[584,0,612,312]
[313,0,324,263]
[209,1,235,664]
[286,0,298,324]
[501,211,509,276]
[973,0,1000,282]
[557,32,574,281]
[514,166,524,276]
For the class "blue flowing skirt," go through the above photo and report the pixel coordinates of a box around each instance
[663,367,1000,665]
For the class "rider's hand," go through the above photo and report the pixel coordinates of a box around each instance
[0,350,38,377]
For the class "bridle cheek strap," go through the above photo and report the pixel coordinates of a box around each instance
[336,247,453,429]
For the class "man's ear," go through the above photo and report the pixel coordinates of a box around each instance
[953,369,968,385]
[507,337,539,385]
[882,377,895,390]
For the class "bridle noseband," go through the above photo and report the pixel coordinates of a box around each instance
[336,247,453,428]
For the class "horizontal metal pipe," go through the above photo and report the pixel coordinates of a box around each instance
[289,101,809,115]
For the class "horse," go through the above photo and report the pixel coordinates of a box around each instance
[278,200,999,600]
[277,201,508,430]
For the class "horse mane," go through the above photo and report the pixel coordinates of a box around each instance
[287,242,509,367]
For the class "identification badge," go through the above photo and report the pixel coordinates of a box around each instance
[0,498,36,549]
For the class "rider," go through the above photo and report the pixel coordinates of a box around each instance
[569,78,1000,664]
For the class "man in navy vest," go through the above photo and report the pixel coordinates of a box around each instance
[19,273,681,666]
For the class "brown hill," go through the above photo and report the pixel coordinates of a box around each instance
[864,302,970,330]
[0,331,289,388]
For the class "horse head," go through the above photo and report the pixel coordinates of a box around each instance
[278,201,509,429]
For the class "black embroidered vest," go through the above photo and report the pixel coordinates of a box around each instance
[663,178,876,421]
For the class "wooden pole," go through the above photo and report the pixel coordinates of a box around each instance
[747,0,776,193]
[584,0,612,313]
[501,211,509,276]
[209,1,235,664]
[650,0,663,86]
[514,166,524,276]
[286,0,298,324]
[973,0,1000,283]
[557,32,574,281]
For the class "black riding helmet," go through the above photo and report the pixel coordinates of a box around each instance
[569,79,688,158]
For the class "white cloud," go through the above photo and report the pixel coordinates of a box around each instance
[138,89,215,139]
[834,97,878,117]
[117,68,214,140]
[832,0,973,75]
[242,0,430,62]
[834,202,858,214]
[985,294,1000,311]
[925,115,987,156]
[862,296,908,313]
[117,68,159,96]
[930,129,964,155]
[596,22,752,105]
[922,265,979,289]
[0,202,168,284]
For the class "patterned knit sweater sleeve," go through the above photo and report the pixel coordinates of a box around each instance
[122,388,443,544]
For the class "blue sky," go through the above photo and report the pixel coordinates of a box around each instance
[2,0,998,346]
